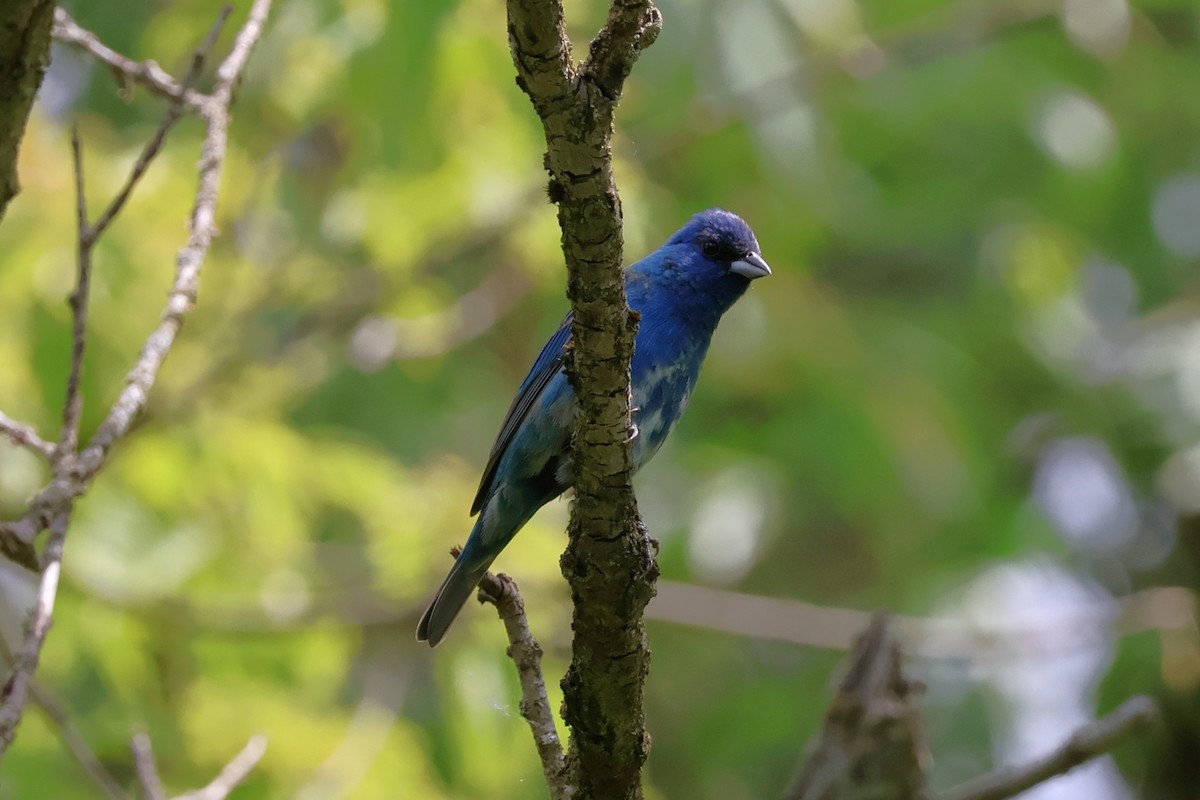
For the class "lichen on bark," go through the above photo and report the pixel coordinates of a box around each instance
[0,0,55,221]
[505,0,662,796]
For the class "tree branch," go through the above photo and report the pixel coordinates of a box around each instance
[0,411,55,460]
[57,9,227,463]
[785,614,928,800]
[28,678,127,800]
[0,511,70,755]
[87,7,230,244]
[0,0,272,758]
[59,127,93,461]
[941,696,1158,800]
[506,0,660,796]
[134,729,268,800]
[648,580,1195,658]
[51,8,205,111]
[133,730,168,800]
[478,570,571,800]
[175,734,268,800]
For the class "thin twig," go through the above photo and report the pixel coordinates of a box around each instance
[941,696,1159,800]
[88,8,230,243]
[28,680,128,800]
[51,8,204,110]
[132,730,168,800]
[80,0,270,471]
[0,411,55,459]
[0,523,38,573]
[175,734,268,800]
[477,569,571,800]
[0,627,128,800]
[54,8,229,464]
[0,509,69,753]
[58,127,91,460]
[58,9,228,462]
[0,0,273,759]
[649,580,1197,659]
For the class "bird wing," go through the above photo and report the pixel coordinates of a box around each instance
[470,312,573,515]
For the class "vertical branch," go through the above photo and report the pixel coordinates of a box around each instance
[785,614,929,800]
[0,0,55,220]
[133,731,168,800]
[506,0,661,797]
[0,512,69,754]
[60,128,91,460]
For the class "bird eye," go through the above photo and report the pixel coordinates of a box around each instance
[702,241,721,258]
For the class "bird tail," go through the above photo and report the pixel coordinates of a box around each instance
[416,541,496,647]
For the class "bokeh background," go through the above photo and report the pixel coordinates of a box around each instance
[2,0,1200,797]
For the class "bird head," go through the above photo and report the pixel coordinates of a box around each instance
[627,209,771,324]
[668,208,772,282]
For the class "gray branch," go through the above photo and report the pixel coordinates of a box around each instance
[0,0,273,758]
[135,730,269,800]
[478,570,572,800]
[51,8,206,111]
[941,696,1158,800]
[175,735,269,800]
[0,411,55,461]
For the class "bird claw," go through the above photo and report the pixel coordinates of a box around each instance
[624,405,641,443]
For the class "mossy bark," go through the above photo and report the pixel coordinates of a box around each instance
[0,0,54,221]
[506,0,661,796]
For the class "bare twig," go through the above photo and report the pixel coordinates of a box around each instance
[175,734,268,800]
[57,10,228,463]
[0,634,128,800]
[0,0,272,759]
[51,8,204,111]
[133,729,267,800]
[88,7,231,243]
[29,679,128,800]
[650,580,1196,659]
[0,0,272,544]
[132,731,168,800]
[0,510,69,753]
[0,410,55,459]
[59,127,91,459]
[942,696,1158,800]
[0,524,38,572]
[80,0,269,469]
[478,570,571,800]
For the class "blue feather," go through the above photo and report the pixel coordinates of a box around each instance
[417,209,770,645]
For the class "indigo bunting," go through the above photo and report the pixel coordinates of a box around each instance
[417,209,770,646]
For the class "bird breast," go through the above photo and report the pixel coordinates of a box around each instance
[631,360,698,469]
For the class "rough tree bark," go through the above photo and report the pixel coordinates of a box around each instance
[787,615,929,800]
[0,0,55,221]
[506,0,662,797]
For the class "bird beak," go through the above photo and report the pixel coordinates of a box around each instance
[731,252,772,279]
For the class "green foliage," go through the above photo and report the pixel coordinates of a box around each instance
[2,0,1199,796]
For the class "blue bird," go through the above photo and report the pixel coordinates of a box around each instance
[417,209,771,646]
